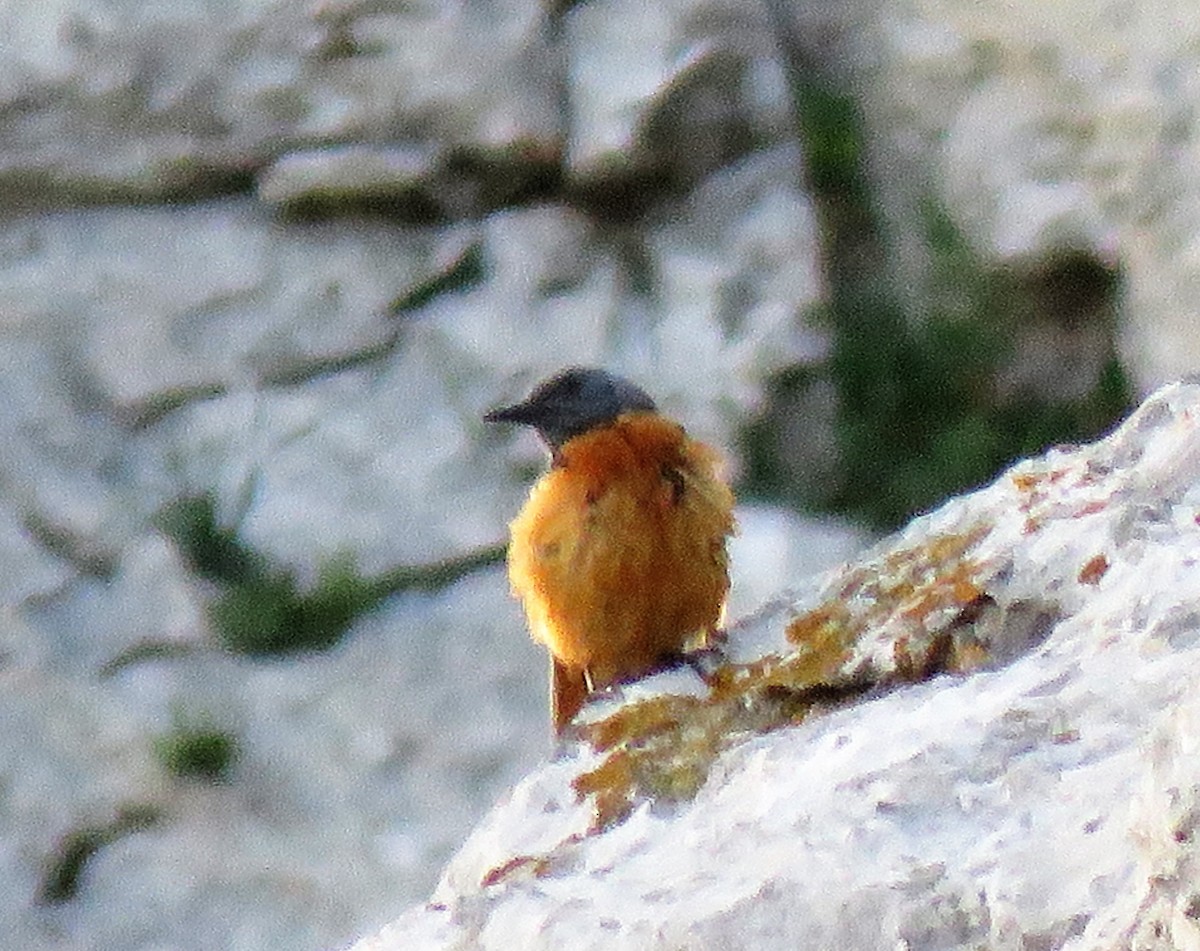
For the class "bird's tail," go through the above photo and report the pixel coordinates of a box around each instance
[551,657,590,735]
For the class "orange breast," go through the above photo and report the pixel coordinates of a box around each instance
[506,412,735,686]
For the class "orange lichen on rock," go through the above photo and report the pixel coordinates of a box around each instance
[832,526,991,635]
[947,637,992,674]
[1012,467,1068,494]
[573,694,725,831]
[785,600,853,649]
[580,693,706,755]
[570,603,866,832]
[1078,554,1109,585]
[570,525,999,834]
[572,748,640,830]
[1011,472,1040,493]
[897,566,985,627]
[480,853,553,889]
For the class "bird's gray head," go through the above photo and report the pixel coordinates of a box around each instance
[484,367,658,450]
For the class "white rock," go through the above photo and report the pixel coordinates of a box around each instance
[344,380,1200,950]
[642,144,827,447]
[726,503,866,620]
[257,145,436,207]
[3,566,548,951]
[10,155,830,579]
[0,659,168,941]
[564,0,789,176]
[166,182,821,571]
[0,200,438,407]
[0,0,558,198]
[859,0,1200,388]
[0,502,71,608]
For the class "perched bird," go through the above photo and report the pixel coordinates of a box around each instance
[485,367,735,734]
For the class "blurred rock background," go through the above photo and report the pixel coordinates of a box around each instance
[0,0,1185,948]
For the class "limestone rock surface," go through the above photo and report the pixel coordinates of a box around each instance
[858,0,1200,388]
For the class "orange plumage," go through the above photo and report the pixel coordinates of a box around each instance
[487,369,735,734]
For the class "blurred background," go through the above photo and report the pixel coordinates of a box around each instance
[1,0,1185,947]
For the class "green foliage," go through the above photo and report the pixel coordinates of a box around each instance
[819,201,1132,528]
[154,715,240,782]
[156,493,381,655]
[790,79,868,202]
[740,66,1134,530]
[37,805,162,904]
[824,308,1131,529]
[208,555,380,656]
[744,255,1135,529]
[388,240,487,315]
[156,492,505,657]
[155,494,264,586]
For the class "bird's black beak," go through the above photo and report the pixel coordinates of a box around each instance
[484,400,540,427]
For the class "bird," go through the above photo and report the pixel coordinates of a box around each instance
[485,367,736,734]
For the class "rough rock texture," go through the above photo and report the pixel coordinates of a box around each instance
[347,380,1200,950]
[5,0,1200,391]
[0,0,558,202]
[858,0,1200,389]
[4,1,1199,948]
